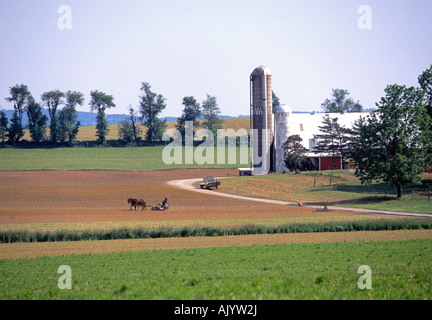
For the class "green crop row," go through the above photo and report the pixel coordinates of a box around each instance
[2,218,432,244]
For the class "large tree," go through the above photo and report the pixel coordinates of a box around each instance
[139,82,167,142]
[201,94,223,137]
[27,98,48,143]
[5,84,31,142]
[418,64,432,129]
[282,134,307,171]
[60,90,84,143]
[41,90,65,143]
[89,90,115,144]
[353,84,432,198]
[176,96,201,140]
[321,89,363,113]
[344,116,367,159]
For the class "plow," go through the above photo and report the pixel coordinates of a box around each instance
[150,202,170,211]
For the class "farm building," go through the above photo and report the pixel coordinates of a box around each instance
[249,65,370,174]
[273,105,370,172]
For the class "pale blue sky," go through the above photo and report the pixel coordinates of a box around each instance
[0,0,431,117]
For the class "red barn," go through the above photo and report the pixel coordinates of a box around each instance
[319,156,342,171]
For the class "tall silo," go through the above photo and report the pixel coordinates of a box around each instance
[274,104,292,172]
[250,65,274,174]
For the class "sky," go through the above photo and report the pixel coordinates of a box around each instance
[0,0,431,118]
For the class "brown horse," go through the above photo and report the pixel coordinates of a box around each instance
[128,198,147,211]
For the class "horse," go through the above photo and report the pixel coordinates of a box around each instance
[128,198,147,211]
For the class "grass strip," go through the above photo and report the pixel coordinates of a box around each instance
[1,219,432,244]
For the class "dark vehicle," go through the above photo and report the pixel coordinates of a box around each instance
[199,176,221,190]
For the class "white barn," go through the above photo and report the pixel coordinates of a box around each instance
[273,105,370,172]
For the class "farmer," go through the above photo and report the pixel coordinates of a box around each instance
[159,197,168,208]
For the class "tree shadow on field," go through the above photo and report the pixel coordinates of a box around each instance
[305,196,403,207]
[305,182,405,207]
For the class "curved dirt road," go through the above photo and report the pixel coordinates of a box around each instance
[167,177,432,219]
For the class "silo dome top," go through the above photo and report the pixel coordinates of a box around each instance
[276,104,292,114]
[251,65,272,76]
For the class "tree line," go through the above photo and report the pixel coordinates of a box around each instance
[0,85,117,145]
[0,87,84,144]
[283,64,432,198]
[0,82,224,145]
[118,90,223,144]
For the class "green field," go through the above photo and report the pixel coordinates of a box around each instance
[0,146,249,171]
[1,240,431,299]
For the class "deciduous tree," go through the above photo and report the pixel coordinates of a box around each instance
[89,90,115,144]
[27,98,48,143]
[321,89,363,113]
[176,96,201,140]
[139,82,167,142]
[60,90,84,143]
[41,90,65,143]
[201,94,223,138]
[418,64,432,130]
[344,116,367,159]
[5,84,31,142]
[353,84,432,198]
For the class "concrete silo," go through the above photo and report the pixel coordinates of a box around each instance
[274,104,292,172]
[250,65,274,174]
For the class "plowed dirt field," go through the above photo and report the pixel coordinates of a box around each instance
[0,169,363,224]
